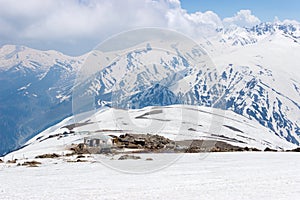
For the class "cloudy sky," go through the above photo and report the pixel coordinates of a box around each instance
[0,0,299,56]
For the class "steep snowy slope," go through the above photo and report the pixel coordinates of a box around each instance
[211,27,300,145]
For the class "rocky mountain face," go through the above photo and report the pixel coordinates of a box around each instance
[1,21,300,155]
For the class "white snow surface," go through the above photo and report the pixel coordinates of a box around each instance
[1,152,300,200]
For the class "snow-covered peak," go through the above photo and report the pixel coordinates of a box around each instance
[247,22,300,37]
[0,44,83,71]
[210,21,300,52]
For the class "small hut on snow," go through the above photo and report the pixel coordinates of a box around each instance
[83,135,113,153]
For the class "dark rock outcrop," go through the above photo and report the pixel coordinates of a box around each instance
[6,159,17,164]
[114,134,172,151]
[70,143,90,154]
[264,147,277,152]
[287,147,300,152]
[118,154,141,160]
[22,160,41,167]
[176,140,261,153]
[35,153,60,159]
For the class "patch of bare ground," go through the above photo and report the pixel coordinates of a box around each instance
[264,147,278,152]
[35,153,61,159]
[20,161,42,167]
[67,159,88,163]
[6,159,17,164]
[118,155,141,160]
[287,147,300,152]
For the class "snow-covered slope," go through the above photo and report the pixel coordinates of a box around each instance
[1,152,300,200]
[4,105,297,161]
[210,23,300,145]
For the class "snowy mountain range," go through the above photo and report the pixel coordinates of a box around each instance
[0,21,300,155]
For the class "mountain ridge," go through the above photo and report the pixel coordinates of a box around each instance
[1,21,300,155]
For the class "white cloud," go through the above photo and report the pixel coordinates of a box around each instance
[0,0,262,55]
[223,10,261,27]
[166,9,222,37]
